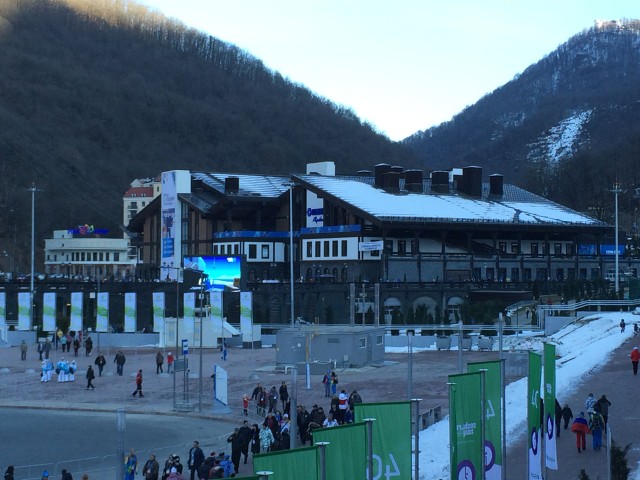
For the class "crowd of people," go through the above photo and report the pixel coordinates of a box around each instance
[569,392,612,453]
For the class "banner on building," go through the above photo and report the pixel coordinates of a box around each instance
[70,292,83,332]
[468,360,504,480]
[253,446,319,480]
[449,371,485,480]
[183,292,195,336]
[354,402,412,480]
[161,171,178,280]
[313,422,367,479]
[240,291,253,340]
[152,292,165,333]
[528,352,543,480]
[18,292,31,331]
[124,292,136,333]
[96,292,109,332]
[0,292,5,327]
[544,343,558,469]
[42,292,56,332]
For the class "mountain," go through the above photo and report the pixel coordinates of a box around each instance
[403,19,640,224]
[0,0,418,273]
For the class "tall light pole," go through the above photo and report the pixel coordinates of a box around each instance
[28,184,41,329]
[611,183,625,296]
[288,181,295,327]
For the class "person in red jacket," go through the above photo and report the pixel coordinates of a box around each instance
[571,412,590,453]
[631,346,640,375]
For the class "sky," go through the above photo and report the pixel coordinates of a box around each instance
[138,0,634,141]
[386,312,640,479]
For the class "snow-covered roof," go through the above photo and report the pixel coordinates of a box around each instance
[192,172,290,198]
[295,174,607,227]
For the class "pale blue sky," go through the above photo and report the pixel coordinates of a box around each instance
[139,0,635,141]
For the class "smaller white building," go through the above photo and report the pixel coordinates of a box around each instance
[44,229,137,280]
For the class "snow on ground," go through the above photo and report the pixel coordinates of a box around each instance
[386,312,640,479]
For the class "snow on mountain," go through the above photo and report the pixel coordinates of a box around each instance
[527,109,592,164]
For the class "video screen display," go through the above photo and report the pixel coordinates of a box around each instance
[183,255,242,290]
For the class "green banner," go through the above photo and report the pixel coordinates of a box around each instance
[253,446,318,480]
[314,422,367,479]
[449,371,484,480]
[528,352,542,480]
[544,343,557,469]
[468,360,503,480]
[354,402,412,480]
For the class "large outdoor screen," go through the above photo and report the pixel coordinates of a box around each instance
[183,255,243,290]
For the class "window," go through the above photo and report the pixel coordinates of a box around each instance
[81,252,85,261]
[261,245,269,259]
[531,243,539,256]
[511,242,519,254]
[307,242,313,258]
[234,244,239,254]
[99,253,103,261]
[411,240,419,255]
[376,335,383,345]
[554,243,562,256]
[323,241,329,257]
[114,253,119,261]
[213,245,219,255]
[249,244,257,259]
[398,240,406,256]
[332,240,338,257]
[315,241,321,257]
[93,252,98,261]
[498,242,506,253]
[328,338,340,344]
[358,337,366,348]
[341,240,347,256]
[510,268,519,282]
[566,243,574,256]
[106,253,110,261]
[384,240,393,254]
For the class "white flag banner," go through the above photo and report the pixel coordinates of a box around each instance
[18,292,31,331]
[0,292,6,327]
[183,292,195,336]
[70,292,83,332]
[124,292,136,332]
[240,292,253,340]
[96,292,109,332]
[42,292,56,332]
[152,292,165,333]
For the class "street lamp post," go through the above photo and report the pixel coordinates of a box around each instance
[288,181,295,327]
[28,184,41,329]
[611,183,625,296]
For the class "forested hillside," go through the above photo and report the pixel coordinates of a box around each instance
[0,0,417,272]
[404,20,640,225]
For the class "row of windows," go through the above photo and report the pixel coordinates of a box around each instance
[386,240,574,256]
[213,244,271,259]
[46,252,121,262]
[306,240,348,258]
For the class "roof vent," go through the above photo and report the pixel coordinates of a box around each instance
[382,172,401,193]
[489,174,504,196]
[431,171,449,194]
[405,169,424,193]
[357,170,372,176]
[462,166,482,197]
[225,176,239,194]
[374,163,392,188]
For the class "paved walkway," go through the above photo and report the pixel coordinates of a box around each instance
[505,337,640,479]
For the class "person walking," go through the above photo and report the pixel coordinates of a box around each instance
[226,428,244,474]
[86,365,95,390]
[142,454,159,480]
[571,412,589,453]
[595,394,611,431]
[187,441,204,480]
[156,351,164,374]
[20,340,27,360]
[132,369,144,397]
[94,353,106,376]
[330,371,339,395]
[631,346,640,375]
[322,370,331,397]
[37,341,44,361]
[114,351,126,376]
[279,381,289,412]
[620,319,626,333]
[221,341,228,361]
[561,403,574,430]
[43,339,51,359]
[84,336,93,356]
[589,409,605,451]
[554,399,562,438]
[167,352,174,374]
[125,449,138,480]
